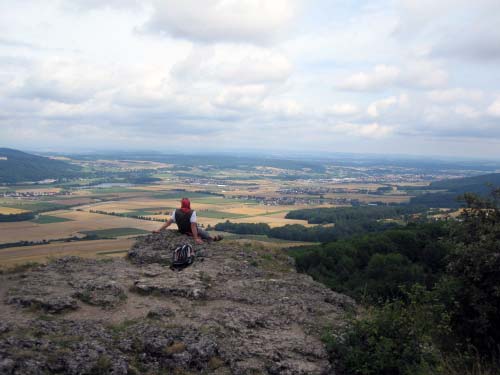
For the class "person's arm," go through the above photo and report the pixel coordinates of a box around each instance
[153,218,173,233]
[191,222,203,244]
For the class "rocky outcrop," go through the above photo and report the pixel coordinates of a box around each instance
[0,230,355,374]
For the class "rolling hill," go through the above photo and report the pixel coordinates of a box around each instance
[410,172,500,207]
[0,148,81,183]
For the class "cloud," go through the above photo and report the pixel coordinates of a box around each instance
[6,57,120,104]
[327,103,360,116]
[212,84,270,111]
[334,122,395,139]
[436,31,500,62]
[427,88,484,103]
[338,65,400,91]
[396,0,500,62]
[338,61,447,91]
[368,96,396,117]
[144,0,298,44]
[356,123,394,138]
[367,94,408,118]
[487,97,500,117]
[172,45,292,85]
[454,105,481,119]
[62,0,142,11]
[402,60,448,88]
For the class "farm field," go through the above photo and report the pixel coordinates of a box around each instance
[31,215,73,224]
[0,210,158,243]
[0,155,440,267]
[0,206,29,214]
[80,195,316,228]
[0,238,136,269]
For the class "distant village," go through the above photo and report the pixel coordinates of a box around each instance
[1,190,70,199]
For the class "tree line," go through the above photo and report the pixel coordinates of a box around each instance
[214,218,402,243]
[0,212,35,222]
[285,204,426,224]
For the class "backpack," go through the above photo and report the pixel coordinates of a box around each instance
[171,244,195,269]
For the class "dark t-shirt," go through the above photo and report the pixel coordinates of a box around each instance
[174,209,193,234]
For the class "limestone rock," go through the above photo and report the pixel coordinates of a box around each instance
[0,230,355,374]
[70,278,127,308]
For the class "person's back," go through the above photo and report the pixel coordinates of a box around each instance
[174,208,193,234]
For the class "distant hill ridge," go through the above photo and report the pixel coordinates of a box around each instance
[410,172,500,207]
[429,172,500,194]
[0,148,81,183]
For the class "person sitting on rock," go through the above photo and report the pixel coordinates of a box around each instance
[153,198,223,244]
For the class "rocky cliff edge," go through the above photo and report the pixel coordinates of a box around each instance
[0,231,354,374]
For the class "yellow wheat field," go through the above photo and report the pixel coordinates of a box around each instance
[0,210,158,244]
[0,238,135,268]
[0,206,29,214]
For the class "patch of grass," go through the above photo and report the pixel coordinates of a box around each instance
[97,249,129,256]
[165,342,187,355]
[90,354,113,374]
[199,271,212,286]
[31,215,73,224]
[208,357,225,370]
[261,253,274,261]
[80,227,150,238]
[46,334,84,349]
[107,319,140,336]
[0,261,40,274]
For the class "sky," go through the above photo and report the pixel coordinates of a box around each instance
[1,0,500,158]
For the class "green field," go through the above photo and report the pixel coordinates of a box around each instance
[31,215,73,224]
[0,200,66,212]
[79,228,150,238]
[196,197,255,205]
[89,187,151,194]
[197,210,248,219]
[153,191,218,199]
[127,208,171,216]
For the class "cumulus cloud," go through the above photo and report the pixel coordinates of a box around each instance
[488,98,500,117]
[428,88,484,103]
[172,45,292,85]
[355,123,394,139]
[367,95,409,118]
[334,122,395,139]
[212,84,270,111]
[338,61,447,91]
[454,105,481,119]
[144,0,298,44]
[402,60,448,88]
[8,57,116,104]
[327,103,360,116]
[338,65,400,91]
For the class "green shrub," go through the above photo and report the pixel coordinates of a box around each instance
[324,286,442,375]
